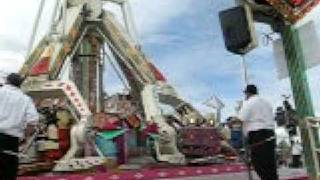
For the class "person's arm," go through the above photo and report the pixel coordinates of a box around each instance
[24,98,40,138]
[237,101,251,122]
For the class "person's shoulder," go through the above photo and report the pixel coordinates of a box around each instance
[0,85,5,92]
[0,84,10,90]
[253,95,271,104]
[22,93,34,102]
[245,96,268,108]
[260,96,272,105]
[0,85,16,94]
[13,88,33,102]
[245,95,260,105]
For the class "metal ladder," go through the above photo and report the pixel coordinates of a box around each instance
[303,117,320,180]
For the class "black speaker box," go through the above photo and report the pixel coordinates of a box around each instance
[219,6,257,55]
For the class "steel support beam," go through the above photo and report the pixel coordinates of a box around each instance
[281,25,317,179]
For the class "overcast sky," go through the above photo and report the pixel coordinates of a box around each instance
[0,0,320,120]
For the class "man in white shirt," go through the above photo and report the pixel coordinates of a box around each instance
[0,73,39,180]
[237,84,278,180]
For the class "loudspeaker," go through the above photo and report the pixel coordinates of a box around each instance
[219,5,258,55]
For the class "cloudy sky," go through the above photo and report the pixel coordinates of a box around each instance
[0,0,320,120]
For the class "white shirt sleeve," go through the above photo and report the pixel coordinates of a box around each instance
[238,101,251,122]
[24,97,39,125]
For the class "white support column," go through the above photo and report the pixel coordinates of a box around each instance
[121,1,139,44]
[48,0,61,35]
[26,0,46,59]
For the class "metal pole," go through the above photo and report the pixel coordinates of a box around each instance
[240,55,249,86]
[25,0,46,59]
[62,0,68,36]
[96,51,101,113]
[216,108,221,123]
[48,0,60,35]
[239,56,253,180]
[245,141,254,180]
[121,1,139,44]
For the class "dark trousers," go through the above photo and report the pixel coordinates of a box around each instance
[0,133,19,180]
[292,155,302,168]
[248,129,278,180]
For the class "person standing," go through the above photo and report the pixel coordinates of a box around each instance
[0,73,39,180]
[237,84,278,180]
[221,123,231,143]
[291,138,303,168]
[229,118,243,150]
[0,74,4,87]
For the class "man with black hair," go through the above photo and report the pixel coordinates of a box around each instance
[237,84,278,180]
[0,73,39,180]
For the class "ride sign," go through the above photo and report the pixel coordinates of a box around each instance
[263,0,320,23]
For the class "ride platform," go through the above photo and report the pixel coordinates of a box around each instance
[19,163,308,180]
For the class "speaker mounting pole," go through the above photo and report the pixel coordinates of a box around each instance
[240,55,249,87]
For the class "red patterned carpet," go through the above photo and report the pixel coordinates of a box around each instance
[19,163,308,180]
